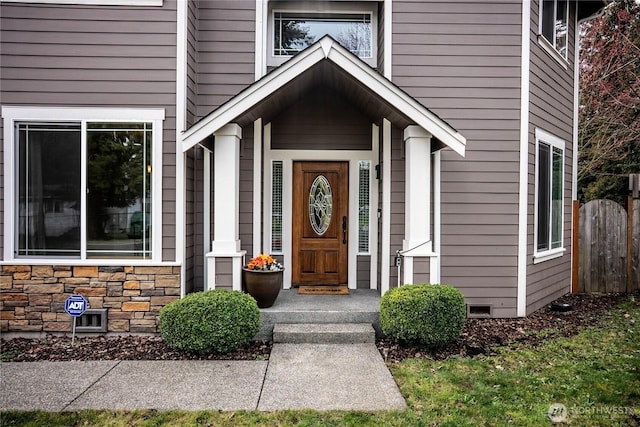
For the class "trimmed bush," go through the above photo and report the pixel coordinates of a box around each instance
[159,290,260,354]
[380,284,466,348]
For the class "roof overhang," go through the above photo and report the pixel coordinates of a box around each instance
[182,36,466,156]
[577,0,608,21]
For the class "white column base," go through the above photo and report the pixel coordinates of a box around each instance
[205,250,246,291]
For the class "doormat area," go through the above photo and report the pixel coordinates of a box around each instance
[298,285,350,295]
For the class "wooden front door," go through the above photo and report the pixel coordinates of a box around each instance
[292,161,349,285]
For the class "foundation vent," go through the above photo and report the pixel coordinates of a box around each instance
[75,309,108,333]
[467,304,493,318]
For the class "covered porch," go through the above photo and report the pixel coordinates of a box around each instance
[181,36,466,297]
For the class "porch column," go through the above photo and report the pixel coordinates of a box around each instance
[206,123,246,291]
[403,126,433,285]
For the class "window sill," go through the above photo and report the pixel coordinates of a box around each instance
[533,247,566,264]
[537,35,569,69]
[1,259,175,266]
[1,0,162,6]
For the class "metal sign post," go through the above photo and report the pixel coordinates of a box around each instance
[64,294,88,345]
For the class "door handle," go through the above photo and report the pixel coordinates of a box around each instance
[342,216,347,244]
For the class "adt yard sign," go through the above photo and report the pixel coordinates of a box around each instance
[65,294,88,317]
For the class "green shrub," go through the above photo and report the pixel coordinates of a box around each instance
[380,284,466,348]
[159,290,260,354]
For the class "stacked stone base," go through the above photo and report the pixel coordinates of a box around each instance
[0,265,180,334]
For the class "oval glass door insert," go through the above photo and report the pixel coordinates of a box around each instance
[309,175,332,235]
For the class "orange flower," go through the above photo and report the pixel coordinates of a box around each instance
[245,254,283,271]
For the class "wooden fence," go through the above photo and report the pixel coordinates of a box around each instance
[573,197,640,293]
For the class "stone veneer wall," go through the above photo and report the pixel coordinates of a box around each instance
[0,265,180,334]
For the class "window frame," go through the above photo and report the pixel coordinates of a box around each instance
[538,0,569,66]
[267,1,378,68]
[357,160,371,254]
[2,106,164,264]
[534,128,566,263]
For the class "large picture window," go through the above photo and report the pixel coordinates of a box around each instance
[4,107,164,262]
[535,129,565,259]
[540,0,568,59]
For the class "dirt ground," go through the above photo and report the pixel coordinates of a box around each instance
[1,292,636,363]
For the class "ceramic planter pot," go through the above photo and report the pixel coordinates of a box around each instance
[242,268,284,308]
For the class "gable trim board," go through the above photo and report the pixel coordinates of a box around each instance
[182,36,466,157]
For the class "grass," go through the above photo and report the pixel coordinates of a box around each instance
[2,300,639,426]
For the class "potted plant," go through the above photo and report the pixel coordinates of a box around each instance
[242,254,284,308]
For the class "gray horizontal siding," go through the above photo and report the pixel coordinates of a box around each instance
[525,0,577,314]
[392,0,522,316]
[0,1,178,262]
[196,0,255,118]
[271,88,372,151]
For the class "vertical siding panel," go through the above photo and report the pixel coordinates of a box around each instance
[392,0,522,316]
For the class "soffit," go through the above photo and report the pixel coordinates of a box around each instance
[183,36,466,155]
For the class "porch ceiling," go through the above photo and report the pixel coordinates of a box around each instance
[182,36,466,156]
[239,61,414,128]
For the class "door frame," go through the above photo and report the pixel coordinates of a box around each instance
[262,122,379,290]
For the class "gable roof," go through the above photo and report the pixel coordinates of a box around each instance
[182,36,466,156]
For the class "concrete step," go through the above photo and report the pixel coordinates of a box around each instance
[273,323,376,344]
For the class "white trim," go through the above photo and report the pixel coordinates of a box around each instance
[533,247,566,264]
[255,0,266,79]
[432,150,441,283]
[517,0,531,317]
[203,147,211,288]
[253,119,263,256]
[0,0,162,5]
[369,124,380,290]
[537,35,569,69]
[535,128,565,152]
[380,119,392,295]
[384,0,392,79]
[176,0,187,297]
[1,106,165,264]
[264,136,378,291]
[533,128,566,261]
[182,36,466,157]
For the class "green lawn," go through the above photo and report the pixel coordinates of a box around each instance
[3,299,639,427]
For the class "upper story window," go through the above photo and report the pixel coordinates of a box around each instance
[268,2,378,68]
[539,0,568,60]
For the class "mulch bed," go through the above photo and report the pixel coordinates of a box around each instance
[1,292,636,363]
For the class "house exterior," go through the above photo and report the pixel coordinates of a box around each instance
[0,0,605,334]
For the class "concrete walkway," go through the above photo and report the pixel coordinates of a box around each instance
[0,343,406,412]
